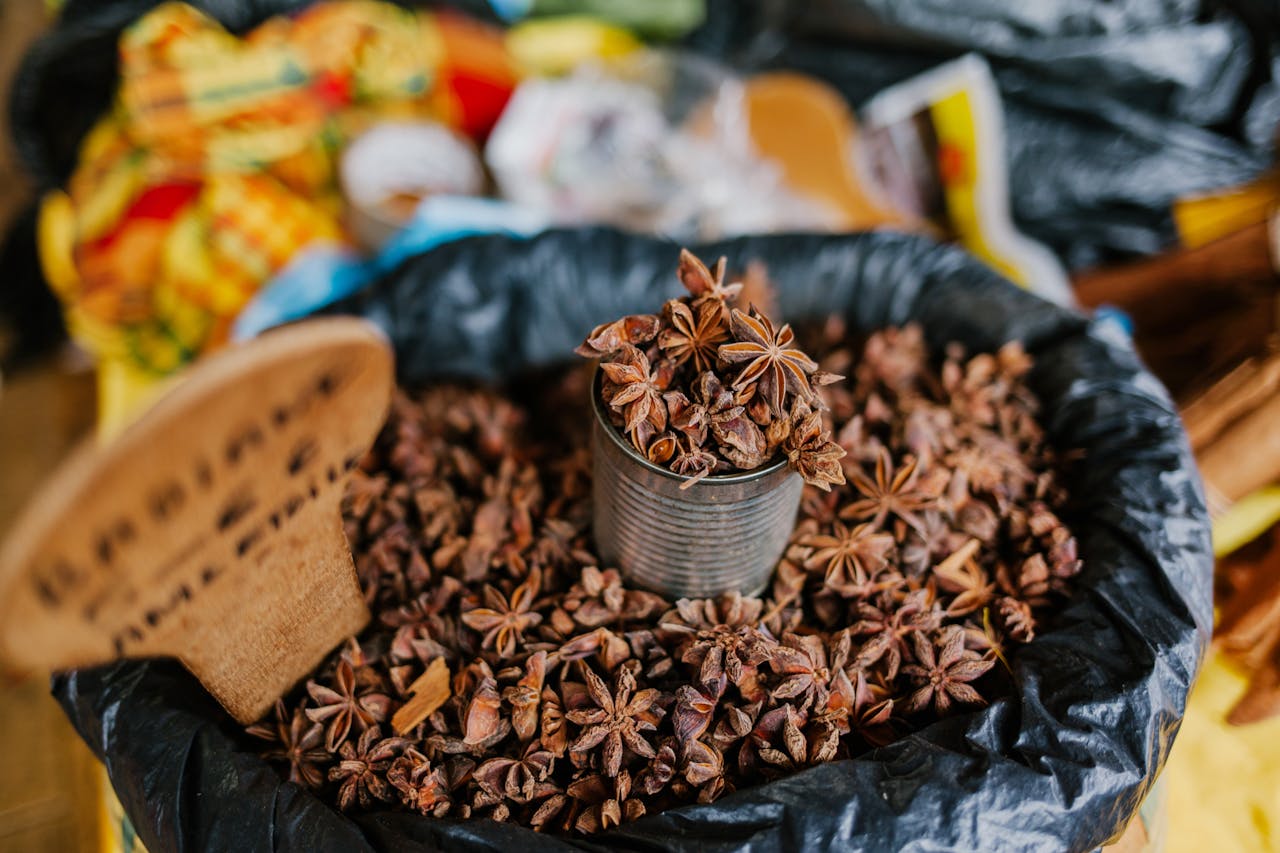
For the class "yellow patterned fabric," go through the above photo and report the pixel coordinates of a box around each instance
[41,1,516,378]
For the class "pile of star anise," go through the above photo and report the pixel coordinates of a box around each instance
[246,310,1082,835]
[579,250,846,489]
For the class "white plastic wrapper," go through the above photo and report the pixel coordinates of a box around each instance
[485,50,836,241]
[341,121,486,250]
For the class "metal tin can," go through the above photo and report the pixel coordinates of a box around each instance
[591,373,803,599]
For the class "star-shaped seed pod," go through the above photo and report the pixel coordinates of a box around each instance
[461,568,543,659]
[566,665,662,778]
[718,306,818,418]
[901,627,995,715]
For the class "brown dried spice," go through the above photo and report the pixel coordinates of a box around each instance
[567,666,662,778]
[247,311,1082,835]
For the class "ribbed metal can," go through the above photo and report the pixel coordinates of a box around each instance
[591,374,803,599]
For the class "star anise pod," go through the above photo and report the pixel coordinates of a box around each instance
[533,516,594,569]
[681,737,726,792]
[639,738,679,796]
[849,670,896,748]
[942,348,1005,426]
[575,314,661,357]
[646,432,679,465]
[901,628,995,715]
[388,621,452,668]
[329,726,410,811]
[719,306,818,417]
[850,589,940,679]
[997,553,1052,605]
[799,520,894,592]
[461,671,511,749]
[600,344,673,437]
[475,742,558,804]
[529,793,569,831]
[664,390,709,446]
[1045,529,1083,589]
[933,540,995,617]
[344,470,389,526]
[625,628,677,681]
[681,625,774,699]
[734,704,792,775]
[823,634,858,725]
[996,596,1036,643]
[755,710,809,773]
[805,713,844,764]
[460,487,511,582]
[568,769,646,833]
[540,686,569,756]
[502,650,546,741]
[248,700,330,788]
[672,674,726,743]
[567,665,661,777]
[662,592,763,632]
[662,595,773,697]
[561,566,625,628]
[897,510,965,576]
[306,659,392,751]
[692,368,743,415]
[947,436,1031,506]
[769,631,849,714]
[782,408,847,491]
[461,568,543,658]
[710,404,770,470]
[557,626,633,672]
[710,701,762,749]
[561,566,664,629]
[659,298,729,373]
[963,615,1012,671]
[381,575,463,630]
[841,447,939,535]
[669,436,719,482]
[387,748,454,816]
[677,248,742,305]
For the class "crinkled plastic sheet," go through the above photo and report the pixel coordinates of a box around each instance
[56,229,1213,852]
[690,0,1276,268]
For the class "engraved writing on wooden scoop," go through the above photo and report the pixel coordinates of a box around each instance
[0,318,394,724]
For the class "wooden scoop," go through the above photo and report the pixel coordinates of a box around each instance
[0,318,394,724]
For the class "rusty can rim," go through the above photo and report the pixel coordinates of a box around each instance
[591,367,790,486]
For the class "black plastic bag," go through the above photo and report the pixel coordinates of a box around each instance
[690,0,1279,269]
[763,42,1272,269]
[55,229,1213,852]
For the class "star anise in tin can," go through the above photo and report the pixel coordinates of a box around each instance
[580,250,845,490]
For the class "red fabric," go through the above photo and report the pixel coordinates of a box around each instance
[85,182,201,253]
[313,68,353,108]
[127,182,201,221]
[446,71,514,139]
